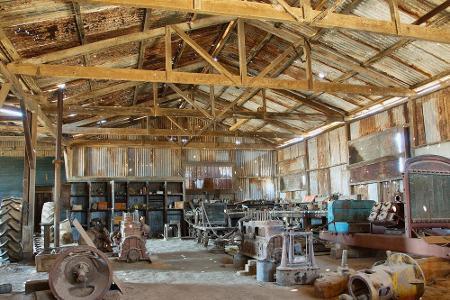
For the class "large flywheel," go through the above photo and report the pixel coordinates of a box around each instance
[49,246,113,300]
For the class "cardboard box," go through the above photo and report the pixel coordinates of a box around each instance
[115,202,126,210]
[174,201,184,209]
[97,202,108,210]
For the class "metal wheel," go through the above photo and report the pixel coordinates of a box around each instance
[49,246,112,300]
[0,197,23,262]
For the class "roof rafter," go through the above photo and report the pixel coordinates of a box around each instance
[8,63,413,96]
[76,0,450,43]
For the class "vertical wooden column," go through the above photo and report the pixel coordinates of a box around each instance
[20,98,37,257]
[53,88,64,248]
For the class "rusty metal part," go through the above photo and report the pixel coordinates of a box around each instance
[348,252,425,300]
[319,231,450,258]
[314,250,354,298]
[276,230,320,286]
[49,246,113,300]
[79,219,113,253]
[240,219,284,262]
[117,212,150,262]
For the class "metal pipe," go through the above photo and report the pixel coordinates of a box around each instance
[53,88,64,248]
[280,232,288,268]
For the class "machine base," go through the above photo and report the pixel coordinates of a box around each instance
[276,265,320,286]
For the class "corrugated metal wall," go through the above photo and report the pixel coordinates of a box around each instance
[68,147,277,201]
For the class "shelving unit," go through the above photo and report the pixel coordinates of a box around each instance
[69,179,186,238]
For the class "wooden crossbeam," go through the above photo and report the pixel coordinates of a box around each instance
[310,0,345,24]
[168,84,213,119]
[47,105,329,121]
[0,82,12,108]
[63,126,298,139]
[0,62,59,140]
[76,0,450,44]
[171,24,239,84]
[69,139,276,150]
[8,63,413,96]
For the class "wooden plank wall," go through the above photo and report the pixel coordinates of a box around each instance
[277,87,449,202]
[410,87,450,151]
[308,126,349,197]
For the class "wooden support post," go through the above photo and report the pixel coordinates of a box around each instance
[21,111,37,258]
[237,19,247,82]
[262,88,267,119]
[153,82,158,116]
[210,85,215,118]
[53,88,64,248]
[165,26,172,75]
[304,40,313,89]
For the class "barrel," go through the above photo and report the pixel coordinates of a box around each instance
[256,260,276,282]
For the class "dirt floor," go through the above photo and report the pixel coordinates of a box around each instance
[0,239,448,300]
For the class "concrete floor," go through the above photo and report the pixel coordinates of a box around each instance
[0,239,448,300]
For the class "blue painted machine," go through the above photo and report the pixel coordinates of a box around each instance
[328,200,375,233]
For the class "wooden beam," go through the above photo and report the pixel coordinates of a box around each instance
[77,0,450,43]
[237,19,247,81]
[311,0,345,24]
[22,16,232,65]
[133,8,152,105]
[304,40,313,89]
[165,26,173,73]
[51,105,328,120]
[388,0,401,35]
[0,82,12,108]
[8,63,414,96]
[69,139,276,150]
[63,126,298,139]
[171,24,238,84]
[152,82,158,116]
[210,85,215,118]
[0,62,59,140]
[168,83,212,119]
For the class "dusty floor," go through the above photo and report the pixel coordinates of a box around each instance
[0,239,448,300]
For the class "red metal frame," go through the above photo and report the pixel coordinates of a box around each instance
[403,155,450,238]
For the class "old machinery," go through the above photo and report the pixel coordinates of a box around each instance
[369,195,405,234]
[49,246,113,300]
[276,230,320,286]
[117,212,150,263]
[79,218,112,253]
[348,251,425,300]
[320,155,450,258]
[314,250,354,298]
[328,199,375,234]
[240,214,284,262]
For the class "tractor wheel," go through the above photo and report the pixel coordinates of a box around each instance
[0,197,23,262]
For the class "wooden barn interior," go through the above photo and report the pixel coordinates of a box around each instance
[0,0,449,299]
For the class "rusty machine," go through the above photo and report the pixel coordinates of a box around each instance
[115,212,150,263]
[48,246,114,300]
[276,230,320,286]
[239,212,285,262]
[347,251,425,300]
[320,155,450,258]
